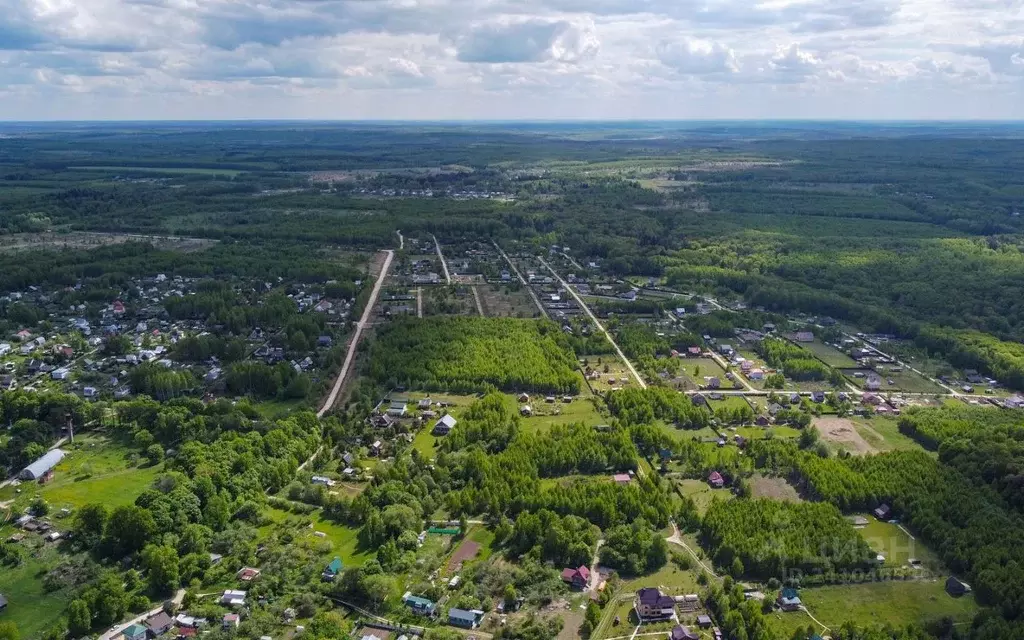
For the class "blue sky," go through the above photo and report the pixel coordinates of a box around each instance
[0,0,1022,120]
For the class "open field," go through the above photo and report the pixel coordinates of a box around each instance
[845,368,946,394]
[676,478,734,516]
[69,165,245,176]
[583,353,640,393]
[749,475,803,503]
[765,608,821,639]
[8,434,162,512]
[0,531,76,638]
[0,231,217,253]
[856,516,941,568]
[678,357,733,389]
[477,283,541,318]
[733,425,801,440]
[799,580,978,630]
[520,394,606,432]
[803,340,859,367]
[708,395,754,413]
[264,507,375,567]
[852,417,925,453]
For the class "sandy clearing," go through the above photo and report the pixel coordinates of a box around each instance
[814,416,876,455]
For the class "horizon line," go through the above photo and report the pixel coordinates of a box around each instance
[2,117,1024,124]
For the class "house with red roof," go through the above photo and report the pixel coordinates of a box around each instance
[708,471,725,488]
[560,565,590,590]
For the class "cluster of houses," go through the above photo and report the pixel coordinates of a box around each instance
[0,271,353,402]
[399,592,485,629]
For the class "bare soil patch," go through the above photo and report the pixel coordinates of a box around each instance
[447,540,481,573]
[815,416,876,455]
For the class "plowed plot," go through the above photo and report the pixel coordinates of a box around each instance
[448,540,481,572]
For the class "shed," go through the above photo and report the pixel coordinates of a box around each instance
[20,449,66,481]
[946,576,972,597]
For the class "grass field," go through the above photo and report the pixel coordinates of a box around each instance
[655,422,719,442]
[856,516,940,568]
[803,340,859,368]
[749,475,803,503]
[12,435,161,512]
[0,531,75,638]
[733,425,801,440]
[264,507,375,567]
[852,417,927,453]
[411,426,442,459]
[521,395,606,432]
[679,358,735,389]
[676,478,734,516]
[69,165,245,176]
[584,354,640,392]
[708,395,753,413]
[846,368,945,394]
[765,608,822,639]
[799,580,978,630]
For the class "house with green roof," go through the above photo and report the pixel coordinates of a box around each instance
[122,624,149,640]
[322,557,343,582]
[402,592,436,616]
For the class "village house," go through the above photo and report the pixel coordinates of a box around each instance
[795,331,814,343]
[402,592,436,617]
[432,414,457,435]
[669,625,699,640]
[387,400,407,417]
[777,588,802,611]
[561,565,591,590]
[448,608,484,629]
[121,624,148,640]
[708,471,725,489]
[322,557,343,582]
[220,590,247,606]
[873,504,892,520]
[635,587,676,622]
[146,611,174,636]
[237,567,261,582]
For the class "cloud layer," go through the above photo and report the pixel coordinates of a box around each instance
[0,0,1022,118]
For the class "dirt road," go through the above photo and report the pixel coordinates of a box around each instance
[493,242,547,318]
[431,234,451,284]
[317,249,394,418]
[539,256,647,389]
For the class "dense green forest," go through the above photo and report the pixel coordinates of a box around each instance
[367,317,581,394]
